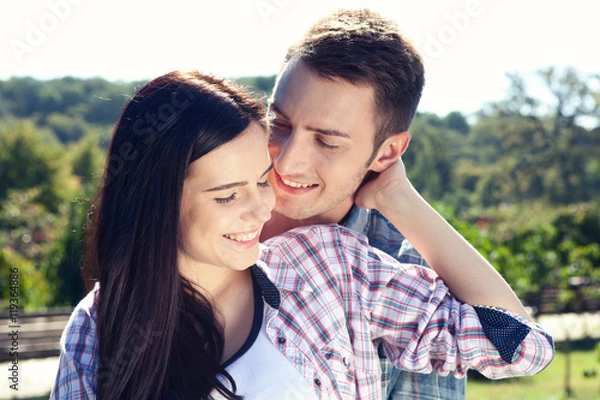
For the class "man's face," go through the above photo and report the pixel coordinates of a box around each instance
[268,58,379,223]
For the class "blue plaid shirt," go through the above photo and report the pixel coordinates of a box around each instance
[52,225,554,400]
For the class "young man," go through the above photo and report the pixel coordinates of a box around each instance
[260,8,464,400]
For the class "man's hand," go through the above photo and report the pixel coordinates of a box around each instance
[356,158,534,321]
[355,158,412,214]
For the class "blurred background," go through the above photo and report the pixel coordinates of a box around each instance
[0,0,598,398]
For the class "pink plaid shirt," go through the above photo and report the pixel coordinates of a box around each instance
[51,225,554,399]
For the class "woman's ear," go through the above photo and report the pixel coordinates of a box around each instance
[368,132,411,173]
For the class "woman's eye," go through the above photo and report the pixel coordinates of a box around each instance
[215,193,236,204]
[258,179,270,188]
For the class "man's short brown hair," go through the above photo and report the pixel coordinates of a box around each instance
[284,8,425,152]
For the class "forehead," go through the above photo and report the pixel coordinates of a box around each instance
[273,58,378,140]
[185,123,269,187]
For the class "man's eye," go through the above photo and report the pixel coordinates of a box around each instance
[215,193,236,204]
[258,179,270,188]
[271,119,291,130]
[316,138,338,150]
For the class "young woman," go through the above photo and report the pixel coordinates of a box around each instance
[51,70,554,400]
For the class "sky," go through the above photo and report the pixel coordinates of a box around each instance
[0,0,598,117]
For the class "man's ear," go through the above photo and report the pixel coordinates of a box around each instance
[368,132,411,173]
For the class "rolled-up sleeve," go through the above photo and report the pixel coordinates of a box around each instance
[345,232,555,379]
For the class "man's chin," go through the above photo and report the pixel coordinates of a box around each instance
[273,205,314,222]
[274,195,353,224]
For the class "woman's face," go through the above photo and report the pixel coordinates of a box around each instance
[178,122,275,278]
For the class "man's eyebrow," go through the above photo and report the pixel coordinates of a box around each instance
[204,164,273,192]
[269,103,288,120]
[270,103,350,139]
[307,125,351,139]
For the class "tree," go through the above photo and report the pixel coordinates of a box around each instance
[43,198,89,307]
[405,113,457,201]
[0,120,76,211]
[70,133,106,185]
[468,67,600,205]
[0,188,67,310]
[444,111,470,135]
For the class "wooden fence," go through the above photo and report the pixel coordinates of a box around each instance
[1,308,72,362]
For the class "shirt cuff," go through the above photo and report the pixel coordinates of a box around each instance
[473,305,531,363]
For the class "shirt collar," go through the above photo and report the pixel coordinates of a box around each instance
[250,264,281,309]
[340,204,371,232]
[255,243,315,309]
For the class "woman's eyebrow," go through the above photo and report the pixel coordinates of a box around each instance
[261,164,274,178]
[204,164,273,192]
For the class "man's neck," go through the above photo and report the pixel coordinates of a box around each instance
[261,206,354,241]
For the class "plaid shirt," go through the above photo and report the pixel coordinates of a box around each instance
[51,225,554,400]
[341,206,427,266]
[341,205,465,399]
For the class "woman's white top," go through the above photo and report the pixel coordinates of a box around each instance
[212,277,319,400]
[217,316,319,399]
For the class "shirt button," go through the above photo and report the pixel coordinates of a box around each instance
[314,378,321,386]
[278,336,286,344]
[343,357,350,367]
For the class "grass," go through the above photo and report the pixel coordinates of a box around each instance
[10,397,48,400]
[467,339,600,400]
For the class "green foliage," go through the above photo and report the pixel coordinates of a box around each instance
[405,112,458,199]
[444,111,470,135]
[0,188,68,259]
[0,247,51,311]
[0,76,141,125]
[462,68,600,208]
[44,112,88,143]
[0,128,100,309]
[68,133,106,184]
[464,202,600,307]
[233,75,276,99]
[0,188,70,309]
[0,76,140,146]
[0,121,77,211]
[43,198,91,307]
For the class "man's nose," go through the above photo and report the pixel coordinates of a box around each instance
[273,130,308,176]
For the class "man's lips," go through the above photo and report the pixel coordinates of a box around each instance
[274,171,318,194]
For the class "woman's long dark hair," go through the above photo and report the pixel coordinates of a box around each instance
[84,71,265,399]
